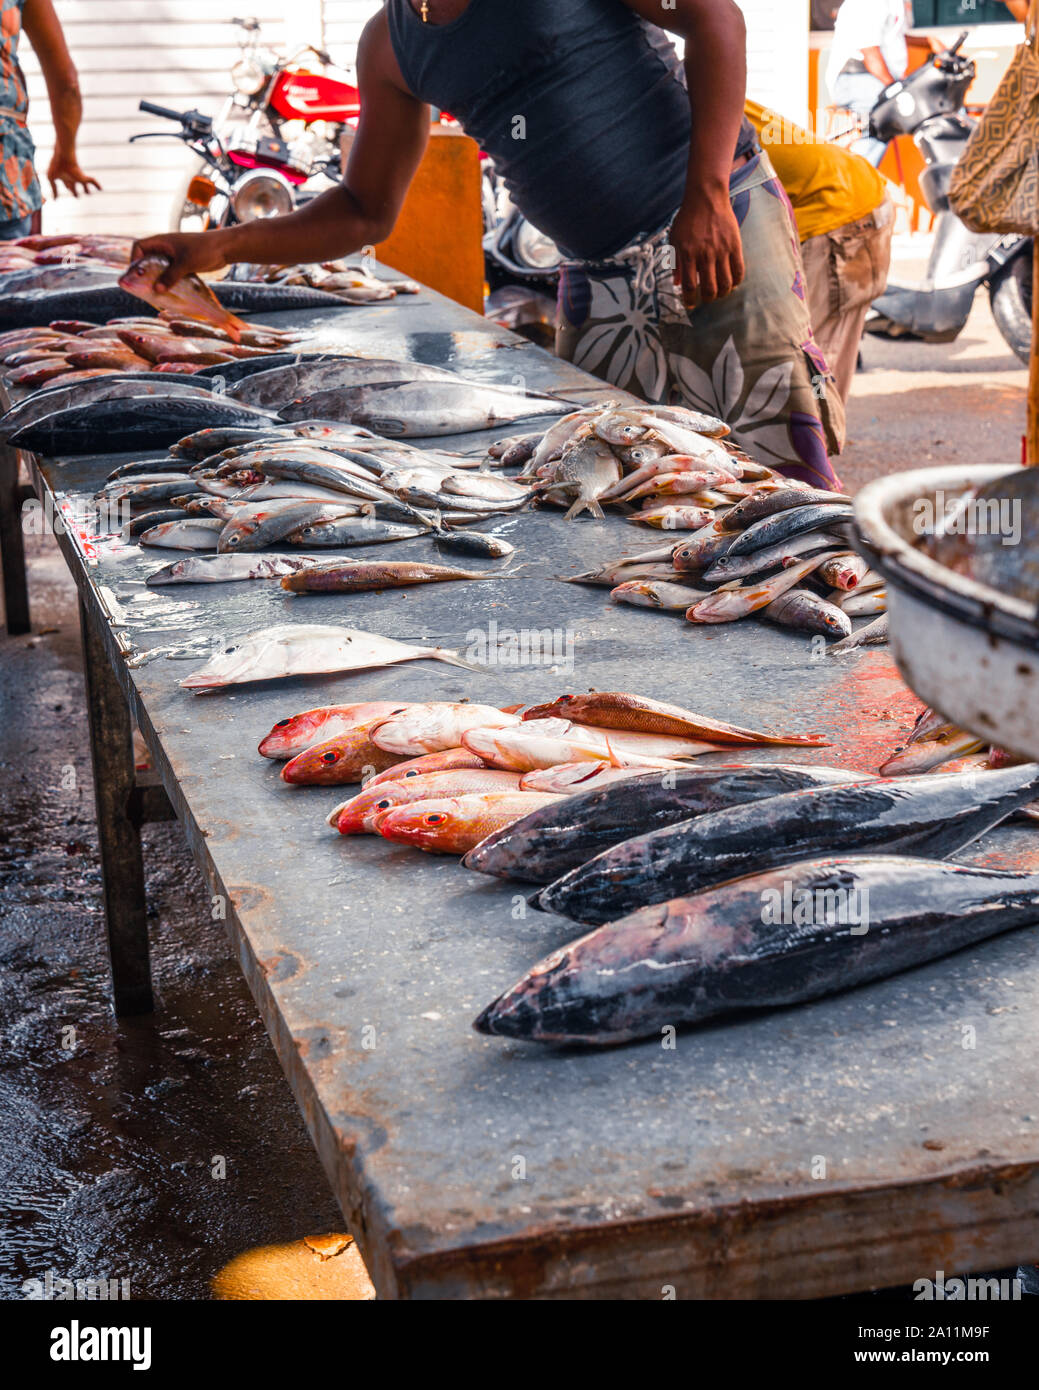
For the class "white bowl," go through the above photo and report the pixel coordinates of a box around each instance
[854,464,1039,760]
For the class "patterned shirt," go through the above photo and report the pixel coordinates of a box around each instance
[1,0,41,220]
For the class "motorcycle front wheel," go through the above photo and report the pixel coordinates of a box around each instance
[989,247,1032,366]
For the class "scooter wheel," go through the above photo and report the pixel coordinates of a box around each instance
[990,251,1032,366]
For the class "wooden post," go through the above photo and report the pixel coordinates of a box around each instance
[79,596,153,1016]
[1029,235,1039,465]
[0,444,30,634]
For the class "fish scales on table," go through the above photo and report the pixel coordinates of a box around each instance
[475,857,1039,1046]
[536,763,1039,925]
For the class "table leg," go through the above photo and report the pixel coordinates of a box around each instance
[78,596,154,1016]
[0,443,30,635]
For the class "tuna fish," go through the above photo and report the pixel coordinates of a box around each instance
[536,763,1039,925]
[463,763,871,884]
[475,857,1039,1045]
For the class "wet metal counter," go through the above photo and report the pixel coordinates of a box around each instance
[3,277,1039,1299]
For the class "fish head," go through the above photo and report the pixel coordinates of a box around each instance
[373,797,473,852]
[335,781,411,834]
[280,728,379,785]
[259,708,337,759]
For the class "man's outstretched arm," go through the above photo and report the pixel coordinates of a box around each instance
[23,0,101,197]
[132,13,430,289]
[619,0,748,303]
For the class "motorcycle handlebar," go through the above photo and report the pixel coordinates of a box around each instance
[138,100,213,133]
[139,100,188,123]
[949,30,969,56]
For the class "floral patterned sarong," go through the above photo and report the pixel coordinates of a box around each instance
[556,151,844,490]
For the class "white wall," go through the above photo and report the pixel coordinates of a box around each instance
[736,0,810,125]
[20,0,379,236]
[20,1,806,237]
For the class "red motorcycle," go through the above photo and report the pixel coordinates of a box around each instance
[157,16,361,232]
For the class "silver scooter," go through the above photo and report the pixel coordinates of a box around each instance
[866,32,1032,363]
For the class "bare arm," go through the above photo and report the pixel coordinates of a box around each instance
[1001,0,1029,21]
[618,0,747,302]
[22,0,100,196]
[861,44,897,87]
[133,13,430,289]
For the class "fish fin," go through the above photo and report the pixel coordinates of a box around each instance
[429,648,487,673]
[715,580,744,592]
[602,732,623,769]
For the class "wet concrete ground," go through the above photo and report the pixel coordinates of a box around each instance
[840,236,1028,492]
[0,273,1033,1301]
[0,538,360,1300]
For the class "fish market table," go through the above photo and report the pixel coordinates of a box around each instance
[10,281,1039,1300]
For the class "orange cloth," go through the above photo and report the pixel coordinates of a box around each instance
[745,99,886,241]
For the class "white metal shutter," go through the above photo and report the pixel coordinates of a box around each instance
[19,1,291,236]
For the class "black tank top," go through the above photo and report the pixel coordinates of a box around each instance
[386,0,756,260]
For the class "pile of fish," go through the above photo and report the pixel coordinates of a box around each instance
[248,685,1039,1046]
[878,703,1036,820]
[0,232,133,293]
[0,315,304,389]
[566,491,886,646]
[233,257,421,304]
[255,691,831,855]
[468,751,1039,1045]
[1,343,576,455]
[93,416,530,566]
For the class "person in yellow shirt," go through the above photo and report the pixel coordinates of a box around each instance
[746,100,893,403]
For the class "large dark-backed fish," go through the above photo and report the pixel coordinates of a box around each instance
[536,763,1039,924]
[9,394,277,454]
[0,375,214,440]
[463,763,871,884]
[475,857,1039,1045]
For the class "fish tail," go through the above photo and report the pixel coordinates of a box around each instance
[563,493,605,522]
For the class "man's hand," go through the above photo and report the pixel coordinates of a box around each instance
[46,149,100,198]
[670,191,745,307]
[129,230,235,290]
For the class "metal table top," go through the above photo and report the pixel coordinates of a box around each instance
[25,275,1039,1299]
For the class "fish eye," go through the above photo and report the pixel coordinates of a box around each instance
[402,770,419,778]
[275,719,290,728]
[375,798,393,809]
[321,751,339,764]
[424,812,446,825]
[226,533,240,546]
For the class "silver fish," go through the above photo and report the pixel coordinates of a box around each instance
[279,379,573,436]
[138,517,223,550]
[829,613,890,653]
[146,553,330,585]
[764,587,852,637]
[181,623,480,690]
